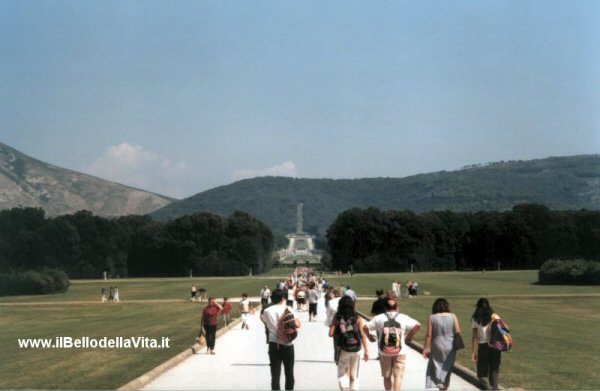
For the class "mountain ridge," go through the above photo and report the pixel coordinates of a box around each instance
[0,141,174,217]
[151,154,600,244]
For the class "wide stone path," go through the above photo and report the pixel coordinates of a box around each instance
[143,299,477,390]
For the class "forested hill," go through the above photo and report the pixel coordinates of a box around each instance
[151,155,600,244]
[0,142,174,217]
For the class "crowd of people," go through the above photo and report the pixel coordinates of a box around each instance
[391,280,420,298]
[194,268,507,391]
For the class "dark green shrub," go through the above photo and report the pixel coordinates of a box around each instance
[0,268,70,296]
[538,259,600,285]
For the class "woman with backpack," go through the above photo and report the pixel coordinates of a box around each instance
[329,296,369,391]
[423,298,463,390]
[471,298,502,390]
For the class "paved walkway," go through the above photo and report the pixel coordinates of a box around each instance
[143,299,477,390]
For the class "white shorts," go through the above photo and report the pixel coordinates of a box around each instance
[337,350,360,378]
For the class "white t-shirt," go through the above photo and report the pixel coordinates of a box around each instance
[472,319,492,343]
[261,303,294,345]
[239,298,250,313]
[325,297,341,326]
[366,311,420,356]
[261,288,271,299]
[287,289,295,301]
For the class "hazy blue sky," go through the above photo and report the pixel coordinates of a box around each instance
[2,1,599,198]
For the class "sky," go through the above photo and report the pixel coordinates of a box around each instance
[1,1,599,198]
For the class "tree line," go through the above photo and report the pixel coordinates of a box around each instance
[0,208,274,278]
[327,204,600,272]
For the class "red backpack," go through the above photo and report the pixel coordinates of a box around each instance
[277,308,298,346]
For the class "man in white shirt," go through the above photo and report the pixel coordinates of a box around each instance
[239,293,252,330]
[344,285,357,301]
[261,289,301,390]
[363,298,421,391]
[286,285,295,308]
[261,286,271,307]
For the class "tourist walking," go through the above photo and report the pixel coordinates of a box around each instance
[325,286,334,308]
[344,285,357,302]
[363,297,421,391]
[329,296,369,391]
[113,286,120,302]
[108,286,114,302]
[201,297,223,354]
[286,284,295,308]
[423,298,462,390]
[191,284,197,301]
[239,293,253,330]
[392,281,399,299]
[471,298,502,390]
[296,286,307,311]
[261,286,271,307]
[326,288,344,363]
[101,287,107,303]
[308,283,320,322]
[221,297,233,327]
[370,289,387,316]
[260,288,301,390]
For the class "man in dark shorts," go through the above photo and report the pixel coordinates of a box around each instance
[307,283,320,322]
[296,285,307,311]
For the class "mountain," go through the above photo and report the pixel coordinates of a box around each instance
[0,142,174,217]
[151,155,600,244]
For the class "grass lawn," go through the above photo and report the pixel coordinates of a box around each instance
[0,302,251,389]
[1,270,599,389]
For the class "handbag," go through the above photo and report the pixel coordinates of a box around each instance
[454,333,465,350]
[197,326,207,346]
[453,314,465,350]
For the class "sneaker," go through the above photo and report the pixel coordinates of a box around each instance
[210,350,216,355]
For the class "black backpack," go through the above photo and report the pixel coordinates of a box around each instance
[379,313,402,355]
[337,315,361,352]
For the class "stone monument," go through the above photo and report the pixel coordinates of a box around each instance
[281,203,319,264]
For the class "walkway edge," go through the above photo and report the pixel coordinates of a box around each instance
[118,315,246,391]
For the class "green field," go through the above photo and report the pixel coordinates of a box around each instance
[1,270,599,389]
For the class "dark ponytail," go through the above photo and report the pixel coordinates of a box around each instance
[471,297,494,326]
